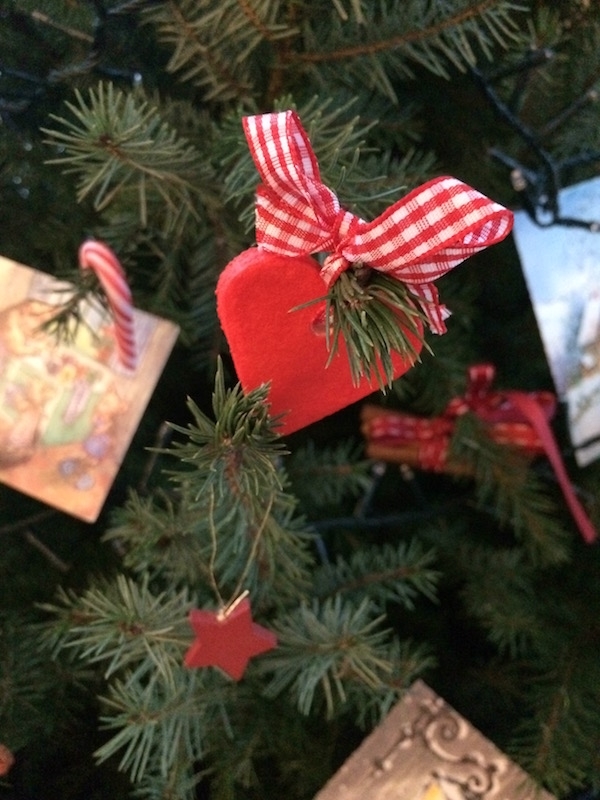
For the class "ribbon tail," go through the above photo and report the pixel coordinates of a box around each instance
[408,283,451,334]
[507,392,597,544]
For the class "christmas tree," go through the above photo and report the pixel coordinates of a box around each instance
[1,1,600,798]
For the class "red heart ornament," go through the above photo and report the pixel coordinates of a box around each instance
[216,247,423,435]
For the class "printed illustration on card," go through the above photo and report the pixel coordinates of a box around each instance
[0,255,179,523]
[512,175,600,466]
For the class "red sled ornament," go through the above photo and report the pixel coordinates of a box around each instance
[361,364,597,543]
[216,110,513,434]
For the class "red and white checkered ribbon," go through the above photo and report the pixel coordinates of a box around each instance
[79,240,137,371]
[366,365,555,463]
[243,111,514,333]
[364,364,597,544]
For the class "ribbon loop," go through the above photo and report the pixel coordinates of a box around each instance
[243,110,514,333]
[444,364,551,424]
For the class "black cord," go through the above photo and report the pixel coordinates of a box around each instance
[0,2,144,124]
[471,53,600,231]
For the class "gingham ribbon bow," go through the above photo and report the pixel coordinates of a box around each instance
[443,364,555,430]
[363,364,597,544]
[243,110,514,333]
[366,365,555,464]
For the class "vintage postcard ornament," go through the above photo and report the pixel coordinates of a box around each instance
[0,252,179,523]
[314,681,555,800]
[513,175,600,466]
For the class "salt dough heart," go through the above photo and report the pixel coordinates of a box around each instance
[216,248,422,435]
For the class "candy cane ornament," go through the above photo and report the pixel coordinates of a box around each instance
[78,240,137,371]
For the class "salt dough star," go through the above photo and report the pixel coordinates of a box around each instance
[184,596,277,680]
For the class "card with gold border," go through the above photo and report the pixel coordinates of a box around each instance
[314,681,555,800]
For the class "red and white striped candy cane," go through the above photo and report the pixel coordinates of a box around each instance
[78,240,137,371]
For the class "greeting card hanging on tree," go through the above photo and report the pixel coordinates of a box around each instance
[217,111,513,434]
[0,243,179,523]
[512,176,600,467]
[472,50,600,468]
[315,681,556,800]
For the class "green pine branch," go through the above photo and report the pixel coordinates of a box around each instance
[42,81,207,235]
[120,218,224,368]
[508,595,600,794]
[261,595,394,717]
[295,0,525,67]
[0,611,88,751]
[459,545,543,656]
[104,489,217,587]
[95,667,207,785]
[40,576,227,792]
[144,0,526,105]
[346,637,437,730]
[313,539,440,611]
[262,595,435,720]
[287,0,527,100]
[143,0,297,102]
[129,761,201,800]
[41,575,193,684]
[449,412,572,565]
[286,439,373,511]
[111,362,315,605]
[321,268,428,388]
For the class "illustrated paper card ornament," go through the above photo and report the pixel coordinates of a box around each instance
[314,680,556,800]
[513,175,600,466]
[216,110,513,435]
[184,595,277,680]
[0,246,179,523]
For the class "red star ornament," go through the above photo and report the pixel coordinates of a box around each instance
[184,597,277,680]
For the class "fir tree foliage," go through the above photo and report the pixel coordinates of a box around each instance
[0,612,83,751]
[450,412,572,565]
[42,81,208,233]
[286,437,373,511]
[142,0,297,102]
[312,538,440,610]
[1,1,600,799]
[39,365,438,798]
